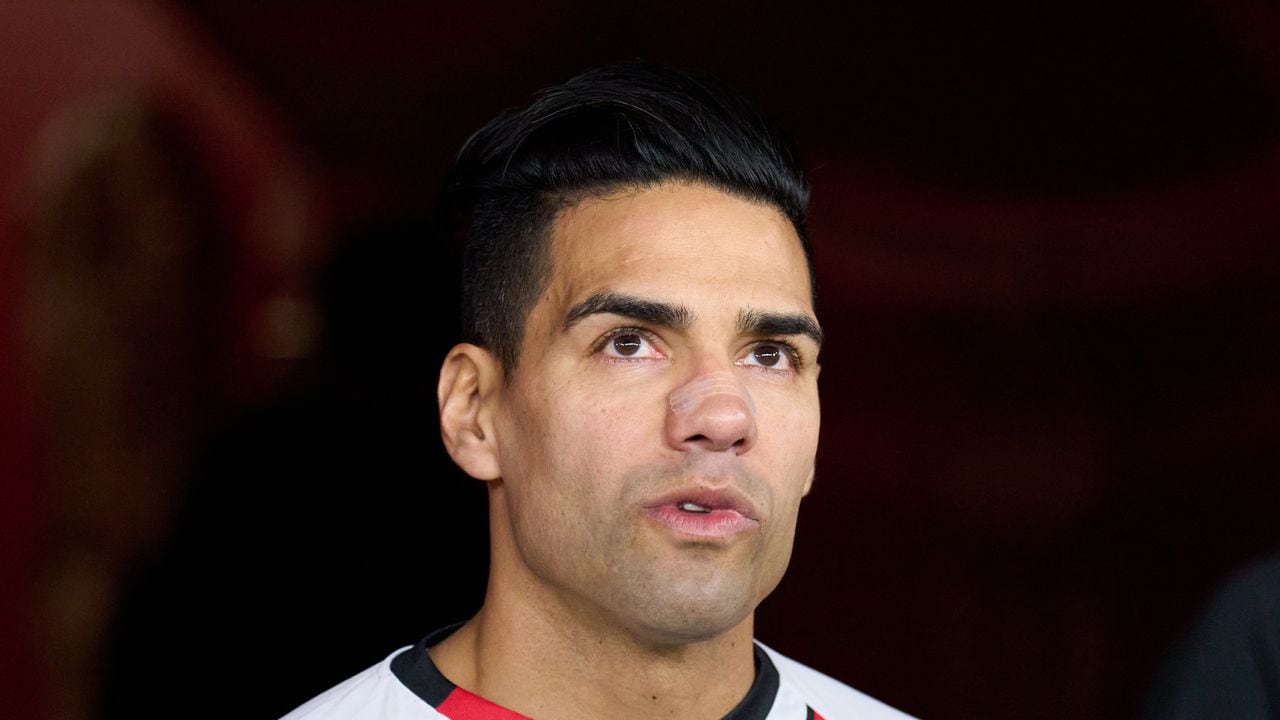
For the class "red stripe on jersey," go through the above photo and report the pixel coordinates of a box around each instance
[436,687,533,720]
[813,711,826,720]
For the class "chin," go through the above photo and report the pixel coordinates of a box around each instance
[616,579,756,646]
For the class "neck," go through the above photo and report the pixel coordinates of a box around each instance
[430,509,758,720]
[432,604,757,720]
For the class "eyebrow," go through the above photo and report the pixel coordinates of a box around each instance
[563,291,823,347]
[564,291,693,331]
[737,308,824,347]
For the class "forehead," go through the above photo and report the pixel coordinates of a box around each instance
[546,182,813,313]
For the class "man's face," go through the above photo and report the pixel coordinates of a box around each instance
[490,181,821,644]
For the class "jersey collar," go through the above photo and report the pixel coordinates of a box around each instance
[390,624,780,720]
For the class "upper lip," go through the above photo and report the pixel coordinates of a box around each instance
[645,483,760,521]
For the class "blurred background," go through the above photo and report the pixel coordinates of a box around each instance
[2,2,1279,718]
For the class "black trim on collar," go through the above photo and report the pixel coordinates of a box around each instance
[389,625,781,719]
[723,644,781,720]
[389,624,463,707]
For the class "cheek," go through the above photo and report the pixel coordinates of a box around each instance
[757,385,821,461]
[752,386,820,536]
[745,493,803,603]
[577,375,666,447]
[502,386,641,508]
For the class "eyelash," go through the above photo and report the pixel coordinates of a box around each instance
[590,326,664,358]
[590,327,806,371]
[755,339,805,372]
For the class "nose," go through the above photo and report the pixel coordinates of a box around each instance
[665,370,758,454]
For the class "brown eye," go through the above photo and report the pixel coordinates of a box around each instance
[598,330,664,360]
[739,342,796,370]
[752,344,782,367]
[611,334,644,356]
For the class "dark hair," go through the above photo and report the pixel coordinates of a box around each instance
[442,61,811,374]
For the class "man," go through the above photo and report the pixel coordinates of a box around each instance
[284,62,913,720]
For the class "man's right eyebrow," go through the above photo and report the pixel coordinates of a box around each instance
[564,291,693,331]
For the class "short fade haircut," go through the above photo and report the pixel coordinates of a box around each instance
[441,61,812,374]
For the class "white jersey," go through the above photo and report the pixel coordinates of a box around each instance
[282,627,915,720]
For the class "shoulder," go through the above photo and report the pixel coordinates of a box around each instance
[280,648,440,720]
[758,641,918,720]
[1206,555,1280,623]
[1142,554,1280,719]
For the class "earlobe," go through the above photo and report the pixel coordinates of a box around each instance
[437,343,503,481]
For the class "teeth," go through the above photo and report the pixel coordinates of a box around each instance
[678,501,712,513]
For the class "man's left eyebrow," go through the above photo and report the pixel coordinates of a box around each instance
[737,308,824,347]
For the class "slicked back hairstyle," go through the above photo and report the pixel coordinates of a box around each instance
[441,61,812,375]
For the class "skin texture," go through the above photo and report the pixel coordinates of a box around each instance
[434,181,821,720]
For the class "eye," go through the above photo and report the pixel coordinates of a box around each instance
[738,342,798,371]
[598,330,664,359]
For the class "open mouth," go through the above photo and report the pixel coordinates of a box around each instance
[645,497,758,539]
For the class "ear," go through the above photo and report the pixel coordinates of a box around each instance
[438,343,504,481]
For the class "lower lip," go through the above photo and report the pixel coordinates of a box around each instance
[644,505,758,539]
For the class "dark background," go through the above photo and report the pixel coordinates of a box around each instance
[2,2,1279,719]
